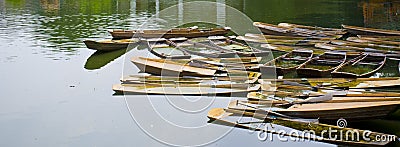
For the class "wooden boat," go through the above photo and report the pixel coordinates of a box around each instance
[260,50,313,75]
[329,40,400,51]
[121,72,261,84]
[133,57,260,73]
[131,57,216,77]
[145,38,191,59]
[108,27,231,39]
[245,33,337,41]
[276,101,400,121]
[168,37,237,58]
[207,36,271,57]
[315,42,400,57]
[83,38,139,51]
[248,90,400,101]
[228,99,400,121]
[236,35,327,46]
[332,53,387,78]
[296,51,347,77]
[253,22,331,37]
[204,56,262,64]
[112,83,260,96]
[357,35,400,42]
[342,24,400,36]
[210,107,394,146]
[346,36,400,46]
[259,77,400,89]
[278,22,343,32]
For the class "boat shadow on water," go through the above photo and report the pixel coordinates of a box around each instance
[84,47,138,70]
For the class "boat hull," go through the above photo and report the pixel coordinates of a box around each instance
[260,66,295,76]
[332,54,387,78]
[297,52,346,77]
[343,25,400,36]
[296,68,333,77]
[131,57,216,77]
[109,28,231,39]
[262,50,313,76]
[112,84,260,96]
[182,48,237,58]
[84,40,130,51]
[277,104,399,121]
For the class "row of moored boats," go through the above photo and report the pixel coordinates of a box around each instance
[86,22,400,146]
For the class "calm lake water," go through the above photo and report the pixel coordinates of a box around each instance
[1,0,400,146]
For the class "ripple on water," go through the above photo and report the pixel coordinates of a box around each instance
[1,2,159,60]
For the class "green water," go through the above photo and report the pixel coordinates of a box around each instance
[1,0,400,146]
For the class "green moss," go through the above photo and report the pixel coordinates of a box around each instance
[224,44,249,51]
[304,64,333,70]
[189,38,209,42]
[338,64,375,75]
[274,60,303,68]
[333,80,362,88]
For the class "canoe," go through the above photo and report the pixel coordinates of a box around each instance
[121,72,261,84]
[112,83,260,96]
[248,90,400,100]
[357,35,400,42]
[276,101,400,121]
[83,38,139,51]
[278,22,343,32]
[207,36,271,57]
[342,24,400,36]
[253,22,331,37]
[259,77,400,89]
[245,33,337,41]
[135,57,260,73]
[260,49,313,75]
[108,27,231,39]
[131,57,216,77]
[145,38,191,59]
[236,35,327,46]
[204,57,262,64]
[168,37,237,58]
[208,108,393,146]
[346,37,400,46]
[332,53,387,78]
[330,40,400,51]
[228,99,400,121]
[296,51,347,77]
[315,42,400,56]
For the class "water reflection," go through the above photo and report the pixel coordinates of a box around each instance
[40,0,60,12]
[361,0,400,30]
[84,47,137,70]
[1,0,150,60]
